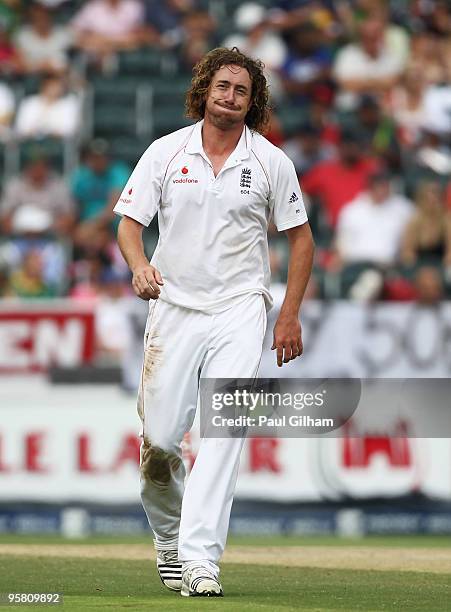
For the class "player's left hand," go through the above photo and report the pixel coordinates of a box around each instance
[271,313,303,367]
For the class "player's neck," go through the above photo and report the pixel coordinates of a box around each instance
[201,118,244,157]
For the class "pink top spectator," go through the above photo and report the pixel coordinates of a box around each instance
[71,0,144,37]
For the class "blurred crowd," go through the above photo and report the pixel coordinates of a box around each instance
[0,0,450,335]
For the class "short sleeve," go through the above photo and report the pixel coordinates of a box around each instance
[270,151,308,231]
[113,142,162,227]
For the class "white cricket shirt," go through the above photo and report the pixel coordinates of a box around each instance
[114,120,307,311]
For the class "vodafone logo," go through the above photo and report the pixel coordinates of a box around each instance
[173,167,198,184]
[120,187,133,204]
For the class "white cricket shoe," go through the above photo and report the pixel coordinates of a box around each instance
[156,549,182,591]
[181,564,223,597]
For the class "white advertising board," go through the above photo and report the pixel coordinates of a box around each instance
[1,379,450,504]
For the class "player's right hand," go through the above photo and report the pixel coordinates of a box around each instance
[131,264,164,300]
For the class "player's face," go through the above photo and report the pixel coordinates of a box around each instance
[204,64,252,129]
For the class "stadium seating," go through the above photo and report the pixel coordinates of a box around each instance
[91,76,153,139]
[117,48,176,77]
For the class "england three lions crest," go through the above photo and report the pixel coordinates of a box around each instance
[240,167,252,193]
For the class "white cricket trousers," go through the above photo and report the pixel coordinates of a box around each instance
[138,293,266,567]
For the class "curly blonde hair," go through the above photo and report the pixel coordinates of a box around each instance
[185,47,270,134]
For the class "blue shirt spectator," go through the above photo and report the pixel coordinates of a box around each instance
[71,140,129,222]
[280,22,333,105]
[143,0,197,47]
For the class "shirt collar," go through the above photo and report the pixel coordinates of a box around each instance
[185,119,251,162]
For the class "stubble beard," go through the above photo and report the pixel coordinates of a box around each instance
[206,102,245,130]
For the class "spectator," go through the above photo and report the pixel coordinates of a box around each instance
[94,266,131,363]
[143,0,196,49]
[6,249,56,298]
[300,129,379,228]
[333,15,407,108]
[279,21,333,105]
[345,94,401,171]
[69,250,111,299]
[0,225,69,295]
[332,2,410,60]
[0,154,75,236]
[282,122,333,175]
[334,171,413,268]
[422,83,451,137]
[368,3,410,66]
[409,30,447,86]
[404,129,451,194]
[413,0,451,38]
[14,2,73,75]
[387,62,428,148]
[400,181,451,268]
[14,75,81,139]
[71,0,145,69]
[71,139,129,247]
[177,10,216,72]
[268,0,336,34]
[0,80,14,140]
[222,3,287,98]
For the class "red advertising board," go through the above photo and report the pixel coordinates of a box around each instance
[0,300,95,373]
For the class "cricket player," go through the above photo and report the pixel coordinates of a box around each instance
[114,47,314,597]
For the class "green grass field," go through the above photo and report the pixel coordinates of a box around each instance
[0,535,450,611]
